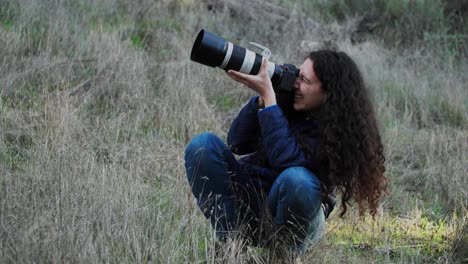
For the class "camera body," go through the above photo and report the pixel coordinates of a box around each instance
[273,63,299,93]
[190,29,299,93]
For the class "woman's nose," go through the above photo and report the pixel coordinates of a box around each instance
[293,80,300,90]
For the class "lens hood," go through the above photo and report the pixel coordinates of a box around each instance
[190,29,227,68]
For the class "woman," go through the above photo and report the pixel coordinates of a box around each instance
[184,50,389,256]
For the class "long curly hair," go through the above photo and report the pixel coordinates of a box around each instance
[298,50,389,217]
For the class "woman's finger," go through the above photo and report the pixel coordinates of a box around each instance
[226,70,252,84]
[226,57,273,95]
[260,58,269,74]
[228,57,268,80]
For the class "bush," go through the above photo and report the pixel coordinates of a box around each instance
[306,0,467,58]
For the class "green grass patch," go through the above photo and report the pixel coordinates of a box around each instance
[128,17,183,51]
[2,75,81,112]
[277,0,296,9]
[151,17,180,31]
[428,96,466,128]
[0,0,19,30]
[2,19,15,30]
[1,84,45,111]
[424,33,468,58]
[19,16,49,55]
[380,80,466,128]
[130,33,145,49]
[209,95,238,112]
[159,125,187,143]
[327,211,453,262]
[379,80,422,125]
[2,129,34,171]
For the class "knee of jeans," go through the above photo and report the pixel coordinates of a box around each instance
[185,132,220,157]
[277,167,322,211]
[185,132,225,185]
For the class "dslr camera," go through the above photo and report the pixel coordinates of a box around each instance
[190,29,299,94]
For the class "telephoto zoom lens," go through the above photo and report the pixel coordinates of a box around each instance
[190,29,287,86]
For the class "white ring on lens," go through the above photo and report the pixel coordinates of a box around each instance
[220,42,233,70]
[239,50,256,74]
[267,61,275,78]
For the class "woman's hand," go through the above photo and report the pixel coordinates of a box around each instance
[226,58,277,107]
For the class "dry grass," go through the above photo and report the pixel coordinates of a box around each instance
[1,0,467,263]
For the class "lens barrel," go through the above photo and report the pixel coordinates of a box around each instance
[190,29,287,85]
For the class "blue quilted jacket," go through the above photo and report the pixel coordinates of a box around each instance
[227,96,320,191]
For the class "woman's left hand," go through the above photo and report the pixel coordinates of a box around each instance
[226,58,277,107]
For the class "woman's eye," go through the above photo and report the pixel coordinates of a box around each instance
[299,75,309,84]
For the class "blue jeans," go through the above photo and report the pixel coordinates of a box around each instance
[185,132,325,254]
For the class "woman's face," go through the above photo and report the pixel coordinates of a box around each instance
[293,58,326,112]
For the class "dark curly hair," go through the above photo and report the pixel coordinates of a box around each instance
[298,50,389,217]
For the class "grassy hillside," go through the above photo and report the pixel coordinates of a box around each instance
[1,0,467,263]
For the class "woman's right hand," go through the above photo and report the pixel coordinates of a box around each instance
[226,58,277,107]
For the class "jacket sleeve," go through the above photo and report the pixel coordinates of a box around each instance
[258,105,314,171]
[227,96,261,155]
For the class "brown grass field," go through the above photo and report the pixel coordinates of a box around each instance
[1,0,467,263]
